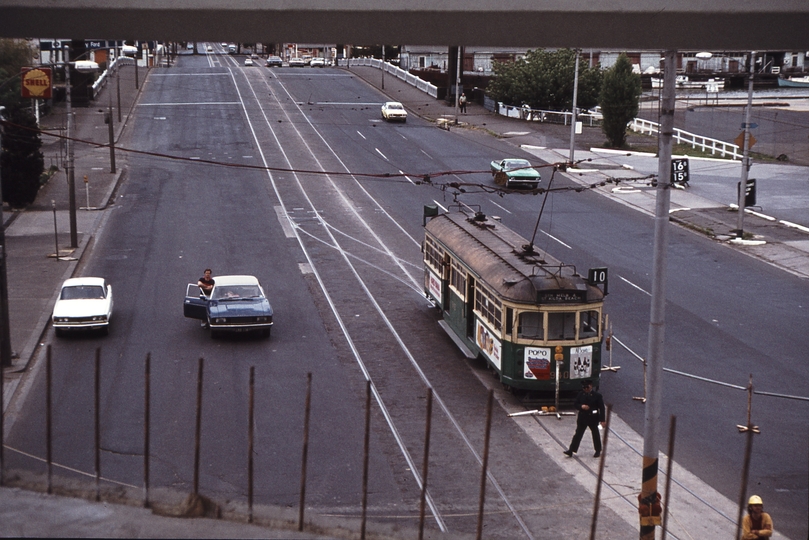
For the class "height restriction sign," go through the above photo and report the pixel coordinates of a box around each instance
[21,67,52,99]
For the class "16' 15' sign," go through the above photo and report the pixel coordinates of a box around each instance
[671,158,689,185]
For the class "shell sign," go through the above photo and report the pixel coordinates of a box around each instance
[21,67,52,99]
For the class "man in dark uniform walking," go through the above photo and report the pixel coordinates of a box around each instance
[564,379,606,458]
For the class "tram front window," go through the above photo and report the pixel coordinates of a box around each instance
[580,310,600,338]
[517,311,544,339]
[548,311,576,340]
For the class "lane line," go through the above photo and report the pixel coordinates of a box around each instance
[619,275,651,296]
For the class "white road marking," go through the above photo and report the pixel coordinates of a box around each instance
[619,275,651,296]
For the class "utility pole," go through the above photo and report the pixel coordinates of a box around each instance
[639,49,677,540]
[736,51,755,237]
[0,106,13,368]
[569,50,580,165]
[455,46,461,120]
[64,45,78,249]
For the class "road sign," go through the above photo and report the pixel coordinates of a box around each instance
[734,131,757,149]
[671,158,690,185]
[737,178,756,207]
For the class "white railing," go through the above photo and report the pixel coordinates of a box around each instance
[92,56,135,99]
[341,57,438,98]
[629,117,741,159]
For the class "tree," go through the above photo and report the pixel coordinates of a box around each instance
[1,105,44,208]
[599,53,641,148]
[0,39,44,208]
[486,49,602,111]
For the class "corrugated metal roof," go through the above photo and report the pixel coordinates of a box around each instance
[425,211,603,305]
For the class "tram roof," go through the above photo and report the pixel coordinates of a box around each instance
[425,211,604,305]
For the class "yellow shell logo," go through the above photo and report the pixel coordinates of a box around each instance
[22,68,51,98]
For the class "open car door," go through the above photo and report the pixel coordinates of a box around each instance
[183,283,208,320]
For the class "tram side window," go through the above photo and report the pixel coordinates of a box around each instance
[517,311,544,339]
[424,237,444,274]
[450,259,466,298]
[579,310,600,338]
[474,286,502,331]
[548,311,576,340]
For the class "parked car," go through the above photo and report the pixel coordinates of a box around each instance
[490,158,541,189]
[52,277,113,336]
[183,275,273,338]
[309,57,325,67]
[288,57,305,67]
[244,57,254,66]
[265,55,283,67]
[381,101,407,122]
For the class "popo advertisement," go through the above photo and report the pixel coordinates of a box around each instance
[524,347,551,380]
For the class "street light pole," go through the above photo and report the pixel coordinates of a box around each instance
[64,45,78,249]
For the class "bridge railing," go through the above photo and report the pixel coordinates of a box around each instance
[341,57,438,98]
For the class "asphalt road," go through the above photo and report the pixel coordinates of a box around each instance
[5,49,807,538]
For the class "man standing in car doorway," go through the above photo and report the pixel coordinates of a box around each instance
[564,379,606,458]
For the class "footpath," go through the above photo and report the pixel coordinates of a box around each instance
[0,60,805,538]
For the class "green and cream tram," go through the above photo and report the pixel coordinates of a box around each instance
[423,207,608,393]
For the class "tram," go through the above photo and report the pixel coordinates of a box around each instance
[423,206,608,393]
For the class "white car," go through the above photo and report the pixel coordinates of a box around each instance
[309,57,325,67]
[381,101,407,122]
[244,57,254,66]
[288,57,305,67]
[52,277,113,336]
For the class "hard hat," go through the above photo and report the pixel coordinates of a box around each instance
[748,495,763,505]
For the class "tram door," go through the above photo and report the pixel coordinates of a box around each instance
[466,276,476,340]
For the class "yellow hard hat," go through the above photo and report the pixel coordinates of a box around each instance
[748,495,763,505]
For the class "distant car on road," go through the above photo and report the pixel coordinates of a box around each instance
[184,275,274,338]
[490,158,541,189]
[381,101,407,122]
[206,45,213,52]
[265,55,283,67]
[52,277,114,336]
[288,57,305,67]
[309,57,325,67]
[244,57,254,66]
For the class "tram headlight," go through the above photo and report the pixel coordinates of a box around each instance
[554,345,564,363]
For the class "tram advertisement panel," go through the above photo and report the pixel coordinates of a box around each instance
[426,269,442,305]
[570,345,593,379]
[475,320,501,370]
[524,347,551,380]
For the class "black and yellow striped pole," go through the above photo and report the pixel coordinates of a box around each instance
[640,49,677,540]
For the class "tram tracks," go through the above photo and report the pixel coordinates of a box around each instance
[229,65,537,538]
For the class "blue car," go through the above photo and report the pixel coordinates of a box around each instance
[184,275,273,338]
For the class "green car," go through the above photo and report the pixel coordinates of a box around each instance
[490,158,541,189]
